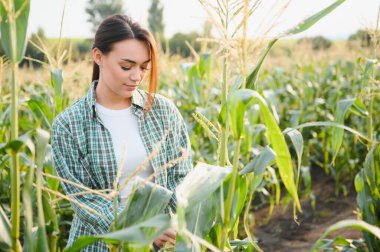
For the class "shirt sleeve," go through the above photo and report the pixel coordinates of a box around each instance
[51,118,123,234]
[165,103,193,212]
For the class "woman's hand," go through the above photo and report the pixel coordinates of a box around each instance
[153,229,176,248]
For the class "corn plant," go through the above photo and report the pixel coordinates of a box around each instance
[192,0,347,250]
[0,0,30,250]
[311,219,380,252]
[354,23,380,251]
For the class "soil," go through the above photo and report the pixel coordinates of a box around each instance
[252,168,362,252]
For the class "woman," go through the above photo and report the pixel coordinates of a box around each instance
[52,14,193,251]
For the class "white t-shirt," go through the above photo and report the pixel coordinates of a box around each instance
[95,102,154,204]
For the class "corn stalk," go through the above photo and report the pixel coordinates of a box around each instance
[0,1,30,251]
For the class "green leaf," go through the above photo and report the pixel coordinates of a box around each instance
[116,178,172,229]
[229,175,248,230]
[228,89,301,211]
[289,121,373,143]
[218,104,227,127]
[240,145,276,175]
[354,171,364,193]
[362,144,379,190]
[22,133,36,251]
[199,53,211,81]
[187,65,201,104]
[36,128,50,169]
[35,128,50,252]
[66,214,170,252]
[245,0,346,89]
[228,91,249,140]
[176,162,231,209]
[350,99,368,117]
[174,196,216,251]
[0,0,30,63]
[1,131,34,155]
[310,219,380,252]
[284,128,303,172]
[186,199,216,237]
[27,98,53,129]
[0,205,11,251]
[246,39,278,89]
[331,98,355,164]
[43,146,60,191]
[355,145,380,251]
[362,59,376,88]
[51,68,64,115]
[175,162,231,250]
[283,0,346,36]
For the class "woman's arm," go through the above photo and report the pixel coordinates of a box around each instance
[52,119,123,234]
[165,103,193,212]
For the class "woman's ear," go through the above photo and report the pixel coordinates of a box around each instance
[92,48,103,66]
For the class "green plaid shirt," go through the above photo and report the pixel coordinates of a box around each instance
[52,81,193,251]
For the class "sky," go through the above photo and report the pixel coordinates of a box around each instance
[27,0,380,40]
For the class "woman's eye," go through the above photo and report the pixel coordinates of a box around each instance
[121,66,131,71]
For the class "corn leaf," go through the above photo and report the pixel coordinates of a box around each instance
[310,219,380,252]
[176,162,231,209]
[350,99,368,117]
[331,98,355,164]
[67,179,173,251]
[229,175,247,230]
[246,39,278,90]
[282,0,346,36]
[289,121,373,143]
[355,145,380,251]
[51,69,64,115]
[240,145,276,176]
[228,89,301,211]
[66,214,170,252]
[35,128,50,252]
[22,132,36,251]
[175,162,231,250]
[27,97,53,129]
[246,0,346,89]
[116,178,173,229]
[284,128,304,178]
[0,205,11,251]
[174,196,216,251]
[0,0,30,63]
[361,59,376,88]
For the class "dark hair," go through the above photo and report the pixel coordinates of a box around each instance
[92,14,158,110]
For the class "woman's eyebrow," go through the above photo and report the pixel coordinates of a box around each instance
[121,59,151,64]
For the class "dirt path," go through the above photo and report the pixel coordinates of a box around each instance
[252,168,362,252]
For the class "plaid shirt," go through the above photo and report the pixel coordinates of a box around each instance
[51,81,193,251]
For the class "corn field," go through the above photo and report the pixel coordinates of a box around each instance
[0,0,380,251]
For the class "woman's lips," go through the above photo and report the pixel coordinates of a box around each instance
[124,84,137,91]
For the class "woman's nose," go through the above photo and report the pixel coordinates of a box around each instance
[130,68,142,82]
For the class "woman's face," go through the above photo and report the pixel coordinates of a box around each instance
[93,39,150,101]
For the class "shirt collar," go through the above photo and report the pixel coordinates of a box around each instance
[86,80,146,119]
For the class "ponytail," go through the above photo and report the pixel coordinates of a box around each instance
[92,62,100,82]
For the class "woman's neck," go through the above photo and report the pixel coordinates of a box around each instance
[95,80,132,110]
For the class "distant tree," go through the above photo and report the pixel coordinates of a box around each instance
[148,0,165,41]
[297,36,332,51]
[310,36,332,51]
[76,39,93,55]
[348,29,372,47]
[169,31,201,58]
[85,0,125,33]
